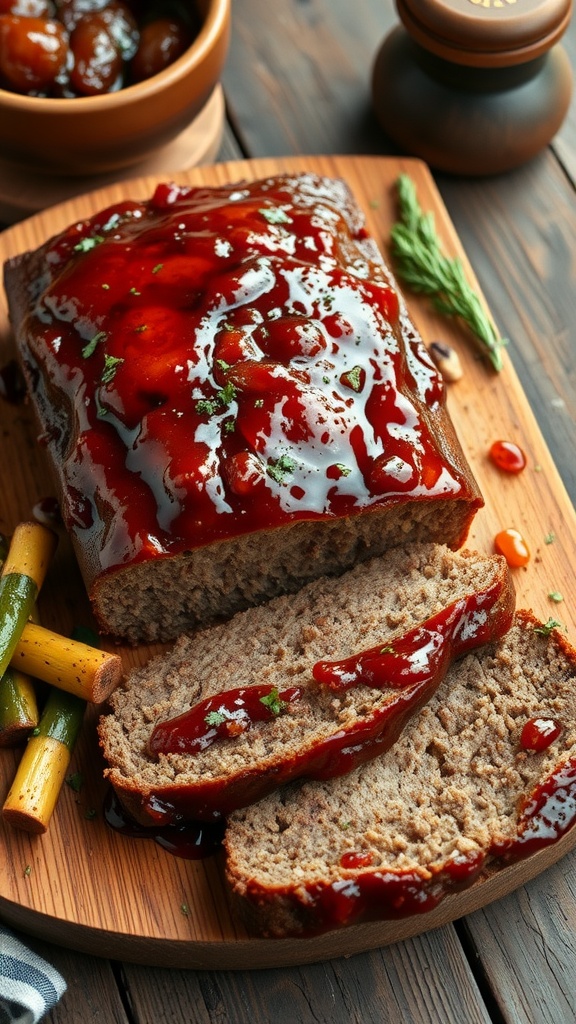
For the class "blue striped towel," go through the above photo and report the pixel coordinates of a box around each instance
[0,926,66,1024]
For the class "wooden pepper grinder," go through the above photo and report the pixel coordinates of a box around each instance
[372,0,573,175]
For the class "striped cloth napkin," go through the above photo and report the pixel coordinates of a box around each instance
[0,926,66,1024]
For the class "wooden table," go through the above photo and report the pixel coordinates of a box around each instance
[2,2,576,1021]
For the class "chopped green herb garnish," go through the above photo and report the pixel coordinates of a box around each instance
[380,645,395,654]
[82,331,107,358]
[335,463,352,477]
[219,382,237,406]
[129,287,141,296]
[195,382,237,418]
[101,354,124,385]
[322,376,331,384]
[101,282,110,290]
[152,263,164,274]
[259,206,293,225]
[205,710,227,727]
[74,235,104,253]
[267,454,297,484]
[195,398,219,415]
[95,391,108,418]
[224,419,236,434]
[216,359,231,371]
[534,618,563,636]
[260,687,287,716]
[180,903,190,916]
[544,532,556,545]
[254,398,264,408]
[341,365,364,392]
[134,324,148,333]
[65,772,83,793]
[548,591,564,603]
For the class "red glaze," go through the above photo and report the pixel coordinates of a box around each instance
[243,757,576,935]
[520,717,562,752]
[494,527,530,567]
[489,439,527,474]
[103,787,224,859]
[20,176,478,584]
[149,684,303,756]
[119,574,514,826]
[312,587,512,693]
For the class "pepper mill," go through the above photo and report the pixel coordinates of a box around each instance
[371,0,573,175]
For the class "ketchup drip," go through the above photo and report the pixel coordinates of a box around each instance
[103,788,224,860]
[494,757,576,859]
[313,587,510,693]
[149,684,303,756]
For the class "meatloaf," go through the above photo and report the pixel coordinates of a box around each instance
[224,612,576,937]
[97,544,514,824]
[4,173,482,643]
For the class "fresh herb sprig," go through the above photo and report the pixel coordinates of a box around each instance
[390,174,507,372]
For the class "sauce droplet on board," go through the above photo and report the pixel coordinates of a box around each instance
[494,527,530,567]
[520,717,562,752]
[489,439,527,474]
[103,788,224,860]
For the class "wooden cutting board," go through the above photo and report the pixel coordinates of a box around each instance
[0,155,575,969]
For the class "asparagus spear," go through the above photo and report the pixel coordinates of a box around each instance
[2,688,86,834]
[0,667,38,747]
[10,621,122,703]
[0,522,57,742]
[0,521,58,678]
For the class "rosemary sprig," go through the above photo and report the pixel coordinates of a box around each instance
[390,174,506,372]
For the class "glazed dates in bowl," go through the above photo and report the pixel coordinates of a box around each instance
[0,0,230,174]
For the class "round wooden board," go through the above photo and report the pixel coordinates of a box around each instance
[1,155,575,968]
[0,85,225,226]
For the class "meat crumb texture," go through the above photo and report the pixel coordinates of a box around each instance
[224,612,576,937]
[98,544,514,823]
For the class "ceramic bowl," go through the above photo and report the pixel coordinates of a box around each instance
[0,0,231,177]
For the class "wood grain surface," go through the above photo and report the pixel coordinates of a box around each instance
[0,154,575,970]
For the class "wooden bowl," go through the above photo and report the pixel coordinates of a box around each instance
[0,0,231,177]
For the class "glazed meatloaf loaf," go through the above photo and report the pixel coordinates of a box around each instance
[224,612,576,938]
[98,544,514,824]
[4,173,482,643]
